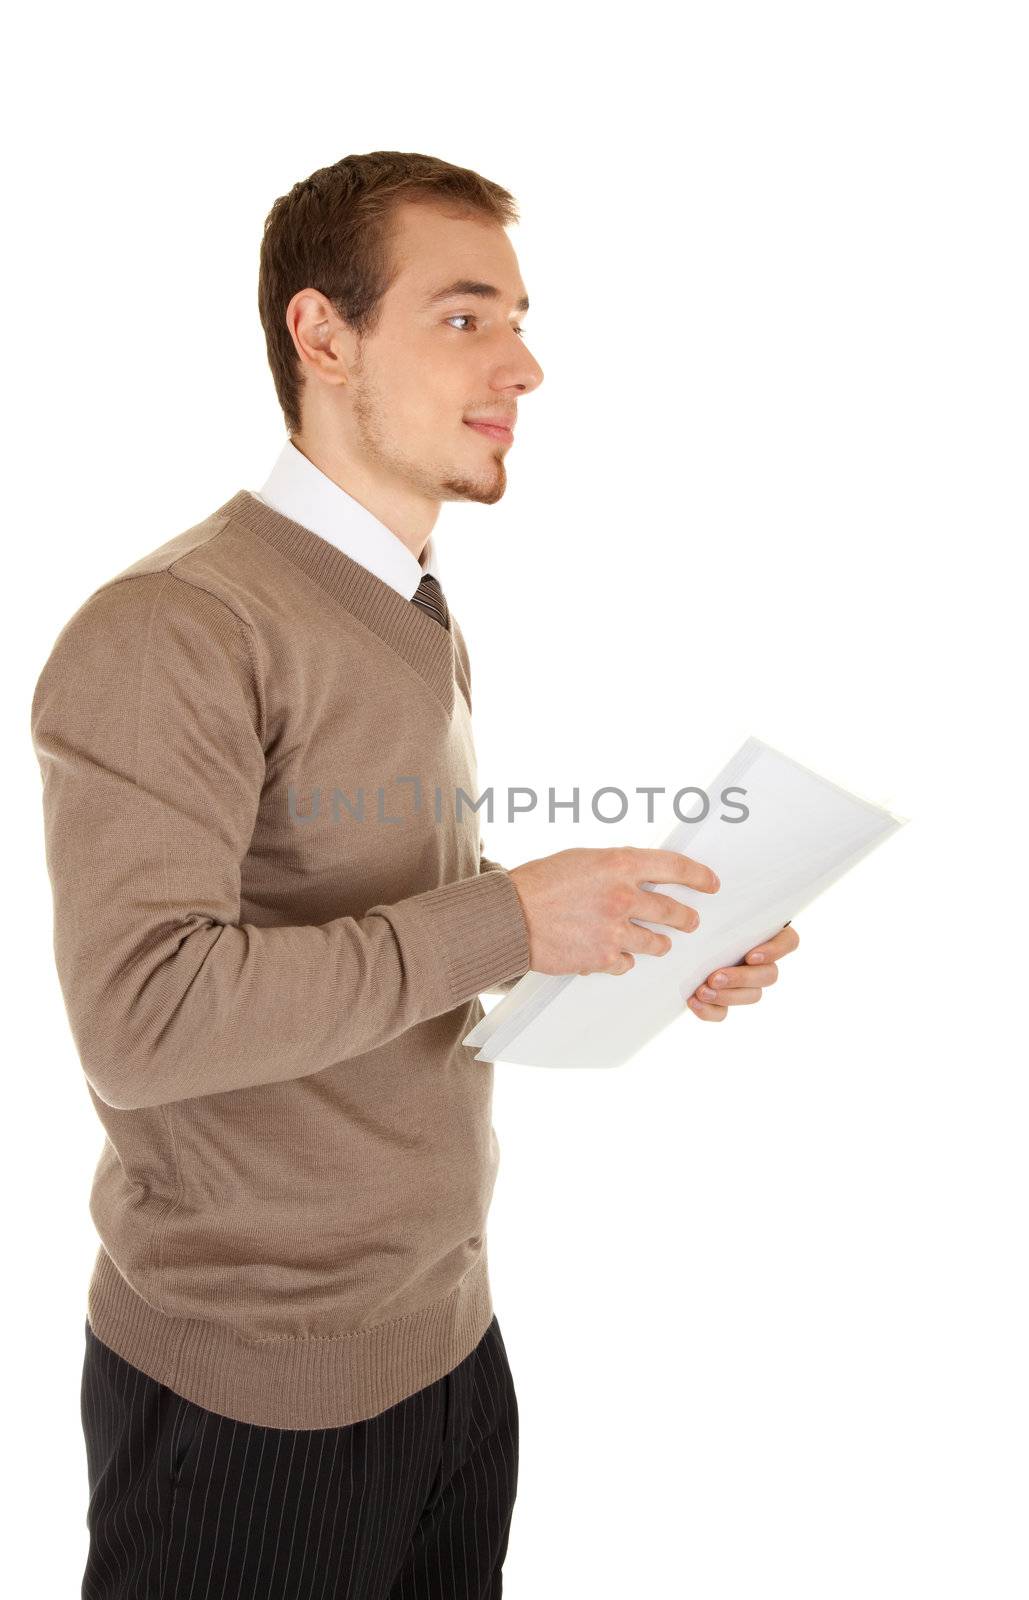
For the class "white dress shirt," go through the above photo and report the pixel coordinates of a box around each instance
[252,438,440,600]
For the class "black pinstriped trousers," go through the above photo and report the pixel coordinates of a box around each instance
[80,1313,519,1599]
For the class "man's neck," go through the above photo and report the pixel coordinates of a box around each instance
[290,432,439,565]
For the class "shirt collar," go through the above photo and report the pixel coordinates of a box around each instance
[253,438,440,601]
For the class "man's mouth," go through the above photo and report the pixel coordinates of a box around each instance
[464,420,515,444]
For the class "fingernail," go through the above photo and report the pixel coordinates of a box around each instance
[747,952,765,963]
[710,872,720,890]
[712,972,728,986]
[699,986,717,1000]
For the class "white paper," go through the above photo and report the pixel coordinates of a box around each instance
[463,735,906,1069]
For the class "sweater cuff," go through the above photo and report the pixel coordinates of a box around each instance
[374,866,532,1013]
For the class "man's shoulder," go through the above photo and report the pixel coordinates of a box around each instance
[48,494,260,647]
[31,495,263,704]
[95,491,255,606]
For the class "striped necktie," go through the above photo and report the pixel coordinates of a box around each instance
[411,571,449,629]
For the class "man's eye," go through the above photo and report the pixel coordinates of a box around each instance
[444,315,527,338]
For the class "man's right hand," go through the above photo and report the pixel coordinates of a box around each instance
[507,846,720,977]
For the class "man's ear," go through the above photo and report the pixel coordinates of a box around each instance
[287,288,354,391]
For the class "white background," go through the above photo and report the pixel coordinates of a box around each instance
[5,2,1027,1594]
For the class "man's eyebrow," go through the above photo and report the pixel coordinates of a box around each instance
[422,278,530,315]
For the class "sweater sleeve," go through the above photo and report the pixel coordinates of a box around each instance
[30,571,532,1111]
[478,849,532,994]
[458,613,533,997]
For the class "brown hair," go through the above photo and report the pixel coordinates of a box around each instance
[257,151,520,435]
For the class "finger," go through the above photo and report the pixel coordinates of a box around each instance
[580,952,636,977]
[703,963,779,993]
[620,919,678,958]
[632,890,701,935]
[685,994,727,1021]
[743,923,800,965]
[695,983,763,1006]
[632,847,720,895]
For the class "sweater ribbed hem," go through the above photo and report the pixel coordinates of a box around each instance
[86,1242,494,1430]
[371,861,532,1012]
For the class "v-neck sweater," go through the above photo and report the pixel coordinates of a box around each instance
[30,487,532,1429]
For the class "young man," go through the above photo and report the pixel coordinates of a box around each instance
[31,151,799,1597]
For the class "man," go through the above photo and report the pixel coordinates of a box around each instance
[32,151,799,1598]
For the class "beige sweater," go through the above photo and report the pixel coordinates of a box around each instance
[30,488,532,1429]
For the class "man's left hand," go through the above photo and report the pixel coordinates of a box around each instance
[685,922,800,1022]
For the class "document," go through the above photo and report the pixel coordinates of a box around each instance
[463,735,907,1069]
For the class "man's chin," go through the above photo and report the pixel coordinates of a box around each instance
[439,464,507,505]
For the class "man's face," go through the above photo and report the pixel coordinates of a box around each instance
[341,201,544,506]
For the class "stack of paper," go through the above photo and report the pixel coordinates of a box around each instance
[463,735,906,1069]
